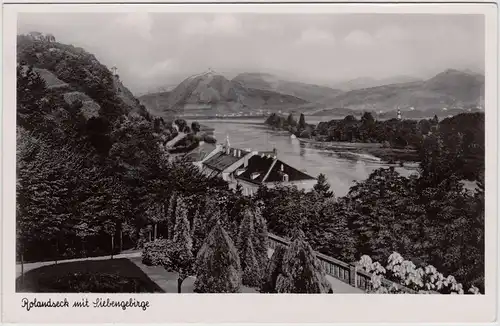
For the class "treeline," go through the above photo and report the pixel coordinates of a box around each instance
[16,35,484,294]
[266,111,484,181]
[16,59,223,263]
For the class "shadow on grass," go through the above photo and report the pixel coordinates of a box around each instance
[16,258,164,293]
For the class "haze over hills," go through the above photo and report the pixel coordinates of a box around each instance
[232,72,343,104]
[140,68,484,119]
[139,70,310,117]
[322,69,484,113]
[330,75,423,91]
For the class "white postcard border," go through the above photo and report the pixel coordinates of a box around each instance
[2,2,498,324]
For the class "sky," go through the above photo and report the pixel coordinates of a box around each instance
[18,12,485,95]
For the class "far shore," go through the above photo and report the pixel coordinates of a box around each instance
[295,138,420,164]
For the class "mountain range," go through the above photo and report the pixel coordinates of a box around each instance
[139,68,484,118]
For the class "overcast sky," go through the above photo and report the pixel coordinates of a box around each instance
[18,12,484,95]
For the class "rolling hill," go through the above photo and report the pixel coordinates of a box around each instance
[232,72,343,104]
[320,69,484,113]
[17,33,148,120]
[140,68,484,119]
[331,75,423,91]
[139,70,310,116]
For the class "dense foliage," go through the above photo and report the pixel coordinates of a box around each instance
[273,230,332,293]
[17,34,484,294]
[194,222,242,293]
[267,111,484,180]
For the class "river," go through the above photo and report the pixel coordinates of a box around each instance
[198,119,418,197]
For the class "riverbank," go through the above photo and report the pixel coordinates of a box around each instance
[296,138,420,164]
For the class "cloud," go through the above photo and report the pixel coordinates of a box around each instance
[136,58,177,79]
[374,25,408,42]
[344,30,373,46]
[112,13,152,40]
[297,28,335,45]
[180,14,243,36]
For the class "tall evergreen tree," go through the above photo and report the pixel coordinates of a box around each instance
[173,196,193,251]
[287,113,297,127]
[275,230,332,293]
[194,221,241,293]
[169,196,195,293]
[166,191,177,240]
[313,173,334,198]
[298,113,307,131]
[253,206,269,270]
[237,209,261,287]
[260,245,287,293]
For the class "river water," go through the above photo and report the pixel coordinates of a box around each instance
[198,119,417,197]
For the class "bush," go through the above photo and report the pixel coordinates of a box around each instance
[141,238,191,270]
[141,239,171,266]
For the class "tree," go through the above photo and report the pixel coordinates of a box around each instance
[237,209,262,287]
[168,199,195,295]
[433,114,439,124]
[260,245,286,293]
[17,131,84,264]
[274,230,332,293]
[286,113,297,127]
[313,173,334,198]
[194,221,241,293]
[166,192,178,240]
[191,121,201,134]
[17,64,50,129]
[298,113,307,131]
[173,196,193,251]
[253,206,269,271]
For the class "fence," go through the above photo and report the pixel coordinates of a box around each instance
[267,233,418,294]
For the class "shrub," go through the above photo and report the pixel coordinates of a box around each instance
[141,239,171,266]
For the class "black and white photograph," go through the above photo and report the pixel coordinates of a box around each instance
[2,2,498,323]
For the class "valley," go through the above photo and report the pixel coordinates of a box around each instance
[138,69,485,120]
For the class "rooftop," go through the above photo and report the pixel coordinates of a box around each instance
[203,147,250,172]
[236,154,315,185]
[184,142,217,163]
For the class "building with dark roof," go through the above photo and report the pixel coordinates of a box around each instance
[177,134,317,195]
[201,146,252,181]
[233,151,316,196]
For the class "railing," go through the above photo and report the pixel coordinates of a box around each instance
[267,233,418,294]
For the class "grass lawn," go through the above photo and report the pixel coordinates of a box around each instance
[16,258,164,293]
[128,257,258,293]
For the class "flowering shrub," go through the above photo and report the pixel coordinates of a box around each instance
[358,252,481,295]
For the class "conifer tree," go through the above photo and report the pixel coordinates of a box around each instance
[260,245,287,293]
[287,113,297,127]
[237,209,261,287]
[313,173,334,198]
[241,237,261,287]
[194,221,241,293]
[298,113,307,131]
[275,230,332,293]
[171,196,194,293]
[166,191,177,239]
[253,206,269,270]
[173,196,192,251]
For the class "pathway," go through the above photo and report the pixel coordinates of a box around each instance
[16,251,141,278]
[17,248,363,293]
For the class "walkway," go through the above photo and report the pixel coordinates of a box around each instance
[16,251,141,278]
[17,248,363,293]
